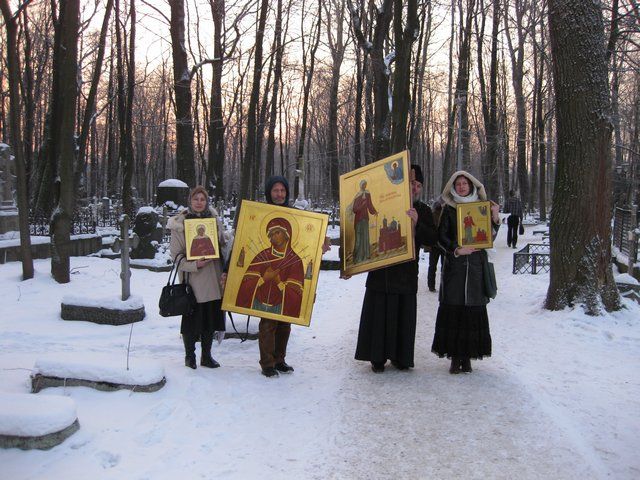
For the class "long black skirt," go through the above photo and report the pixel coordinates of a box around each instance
[355,289,417,367]
[431,304,492,359]
[181,299,225,337]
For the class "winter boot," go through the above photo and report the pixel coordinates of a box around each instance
[261,367,279,377]
[183,334,197,369]
[461,358,472,373]
[449,357,462,374]
[200,333,220,368]
[371,361,385,373]
[275,362,294,373]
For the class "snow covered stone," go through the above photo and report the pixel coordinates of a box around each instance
[158,179,188,188]
[0,394,80,450]
[31,356,166,393]
[61,295,145,325]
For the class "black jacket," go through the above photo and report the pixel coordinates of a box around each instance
[437,205,497,306]
[365,201,438,295]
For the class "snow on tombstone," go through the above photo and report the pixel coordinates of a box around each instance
[0,393,80,450]
[31,354,166,393]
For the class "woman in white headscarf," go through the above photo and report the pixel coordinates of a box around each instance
[431,171,500,374]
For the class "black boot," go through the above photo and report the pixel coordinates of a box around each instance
[449,357,462,374]
[200,333,220,368]
[183,334,197,369]
[275,362,294,373]
[371,361,385,373]
[461,358,472,373]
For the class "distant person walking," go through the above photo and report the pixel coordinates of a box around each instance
[503,190,524,248]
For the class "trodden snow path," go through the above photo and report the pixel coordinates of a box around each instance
[0,225,638,479]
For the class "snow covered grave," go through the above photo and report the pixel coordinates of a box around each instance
[0,394,79,450]
[31,356,166,393]
[60,294,145,325]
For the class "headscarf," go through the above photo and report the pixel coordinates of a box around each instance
[187,185,213,218]
[440,170,487,208]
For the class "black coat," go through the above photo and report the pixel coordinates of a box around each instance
[437,205,497,306]
[365,201,438,295]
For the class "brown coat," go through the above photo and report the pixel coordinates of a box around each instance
[168,208,225,303]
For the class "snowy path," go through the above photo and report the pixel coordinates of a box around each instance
[1,225,638,479]
[325,286,598,479]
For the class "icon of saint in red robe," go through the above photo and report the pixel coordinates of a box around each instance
[190,224,216,257]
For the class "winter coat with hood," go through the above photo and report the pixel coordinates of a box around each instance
[264,175,290,206]
[168,206,226,303]
[438,170,499,306]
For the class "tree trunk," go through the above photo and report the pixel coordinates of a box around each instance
[20,8,35,205]
[74,0,114,193]
[479,0,499,199]
[442,0,474,184]
[504,0,530,204]
[207,0,225,198]
[545,0,620,314]
[326,0,345,202]
[49,0,80,283]
[390,0,418,154]
[169,0,196,187]
[239,0,269,204]
[265,0,286,181]
[293,1,321,200]
[0,0,34,280]
[537,19,548,222]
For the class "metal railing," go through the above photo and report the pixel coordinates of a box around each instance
[513,243,551,274]
[613,207,639,262]
[29,206,123,236]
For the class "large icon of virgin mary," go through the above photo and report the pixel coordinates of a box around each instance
[235,217,305,317]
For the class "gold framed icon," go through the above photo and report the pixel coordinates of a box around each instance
[184,218,220,260]
[456,201,494,249]
[221,200,328,327]
[339,150,415,276]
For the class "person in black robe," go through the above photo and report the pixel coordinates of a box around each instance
[353,164,438,372]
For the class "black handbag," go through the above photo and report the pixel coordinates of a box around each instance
[482,253,498,299]
[519,222,525,235]
[159,255,197,317]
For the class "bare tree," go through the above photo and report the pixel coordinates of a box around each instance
[390,0,419,153]
[476,0,500,199]
[349,0,393,160]
[239,0,269,203]
[49,0,80,283]
[74,0,114,193]
[503,0,532,203]
[293,0,322,199]
[169,0,196,187]
[442,0,475,186]
[0,0,34,280]
[325,0,347,202]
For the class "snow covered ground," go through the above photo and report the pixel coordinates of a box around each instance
[1,227,639,479]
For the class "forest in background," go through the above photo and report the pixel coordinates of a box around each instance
[0,0,637,214]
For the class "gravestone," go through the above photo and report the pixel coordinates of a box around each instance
[156,179,189,210]
[130,207,162,259]
[0,143,19,234]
